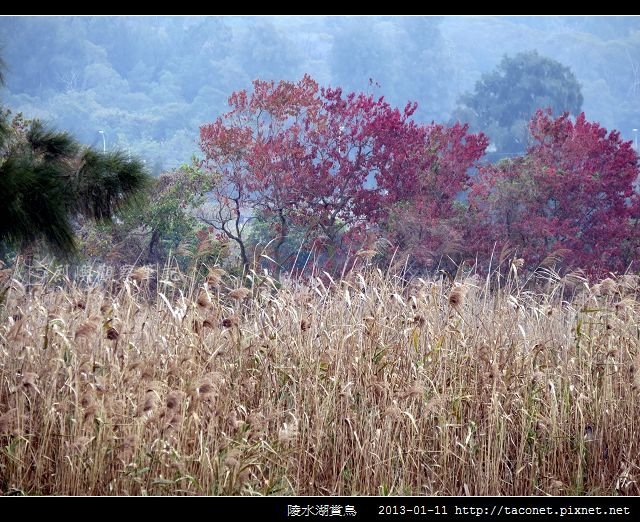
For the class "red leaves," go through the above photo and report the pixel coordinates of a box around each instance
[469,111,640,277]
[379,122,488,270]
[199,77,640,279]
[199,75,490,272]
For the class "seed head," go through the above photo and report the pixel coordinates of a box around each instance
[106,327,120,341]
[206,267,227,287]
[228,287,251,300]
[131,265,154,283]
[448,284,467,308]
[599,277,617,296]
[196,290,212,309]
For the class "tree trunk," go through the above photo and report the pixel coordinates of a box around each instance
[147,229,160,263]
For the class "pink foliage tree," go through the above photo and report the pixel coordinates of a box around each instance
[200,75,487,275]
[382,122,488,270]
[468,110,640,277]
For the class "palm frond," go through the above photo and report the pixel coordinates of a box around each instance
[27,121,78,160]
[0,156,75,255]
[75,149,150,220]
[0,106,151,258]
[0,111,9,148]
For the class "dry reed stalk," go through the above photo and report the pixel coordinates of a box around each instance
[1,259,638,495]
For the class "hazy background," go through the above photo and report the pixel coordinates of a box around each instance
[1,15,638,174]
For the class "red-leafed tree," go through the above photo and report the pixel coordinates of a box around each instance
[467,110,640,277]
[199,75,321,273]
[199,75,487,275]
[381,122,488,271]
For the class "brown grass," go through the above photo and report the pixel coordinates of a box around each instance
[0,259,639,495]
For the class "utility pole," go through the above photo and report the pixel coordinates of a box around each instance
[98,130,106,153]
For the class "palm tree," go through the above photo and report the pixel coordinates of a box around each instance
[0,50,151,262]
[0,116,150,258]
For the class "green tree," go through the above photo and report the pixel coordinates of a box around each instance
[132,163,216,264]
[454,51,583,154]
[76,162,218,268]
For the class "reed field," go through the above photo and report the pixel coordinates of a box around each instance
[1,258,639,496]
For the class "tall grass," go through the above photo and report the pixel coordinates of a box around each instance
[0,258,639,495]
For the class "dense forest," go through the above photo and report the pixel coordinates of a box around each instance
[1,16,639,173]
